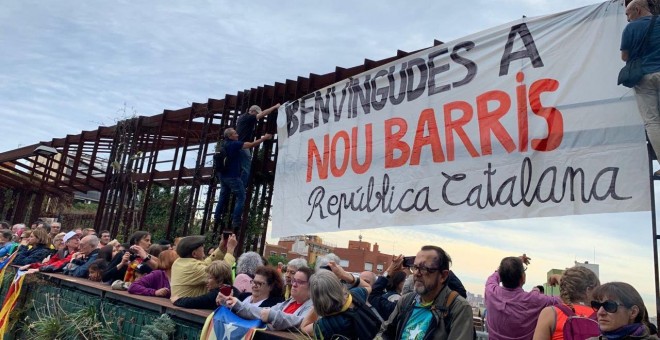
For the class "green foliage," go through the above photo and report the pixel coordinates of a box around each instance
[25,294,119,340]
[139,313,176,340]
[267,254,288,267]
[239,181,271,253]
[140,186,191,239]
[0,188,15,219]
[72,201,99,212]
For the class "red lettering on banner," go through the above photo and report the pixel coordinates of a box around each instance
[307,125,373,182]
[529,78,563,151]
[411,109,445,165]
[444,101,479,161]
[307,135,330,182]
[330,131,350,177]
[516,72,529,152]
[306,73,564,181]
[351,125,372,175]
[477,90,515,155]
[385,118,410,168]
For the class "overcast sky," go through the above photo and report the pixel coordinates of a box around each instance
[2,0,657,316]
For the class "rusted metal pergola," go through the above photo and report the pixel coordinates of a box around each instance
[0,40,445,253]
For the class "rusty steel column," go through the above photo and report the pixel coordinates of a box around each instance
[94,130,120,235]
[138,113,166,231]
[12,189,31,223]
[28,192,45,223]
[167,107,195,239]
[189,104,214,236]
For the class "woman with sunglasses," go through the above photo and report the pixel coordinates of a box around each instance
[587,282,652,339]
[533,266,600,340]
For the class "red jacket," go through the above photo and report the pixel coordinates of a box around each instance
[31,250,73,271]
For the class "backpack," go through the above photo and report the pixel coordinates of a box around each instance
[398,289,463,337]
[555,304,600,340]
[345,289,382,340]
[213,144,228,174]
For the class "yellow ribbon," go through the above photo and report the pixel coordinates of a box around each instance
[327,293,353,316]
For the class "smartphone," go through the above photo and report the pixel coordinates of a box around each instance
[220,284,233,296]
[320,265,331,271]
[221,231,232,249]
[403,256,416,268]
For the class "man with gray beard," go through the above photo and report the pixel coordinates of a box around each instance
[377,245,473,340]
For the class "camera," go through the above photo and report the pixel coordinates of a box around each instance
[403,256,416,268]
[125,249,139,262]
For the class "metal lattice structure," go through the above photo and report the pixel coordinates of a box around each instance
[0,41,444,252]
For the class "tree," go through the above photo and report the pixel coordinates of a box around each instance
[140,185,192,241]
[266,254,288,267]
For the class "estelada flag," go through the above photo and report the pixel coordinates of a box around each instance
[0,252,18,287]
[200,305,266,340]
[0,269,27,339]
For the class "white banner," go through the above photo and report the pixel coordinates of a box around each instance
[272,0,651,237]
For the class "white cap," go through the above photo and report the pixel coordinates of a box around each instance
[63,231,79,243]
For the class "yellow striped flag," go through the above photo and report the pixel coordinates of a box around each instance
[0,252,18,288]
[0,269,27,339]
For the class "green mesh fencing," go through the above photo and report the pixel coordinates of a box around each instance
[0,270,203,340]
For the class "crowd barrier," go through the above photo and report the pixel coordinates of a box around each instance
[0,267,313,339]
[0,267,206,339]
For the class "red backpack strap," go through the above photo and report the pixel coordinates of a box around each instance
[555,303,575,317]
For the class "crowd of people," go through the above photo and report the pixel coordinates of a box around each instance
[0,2,658,336]
[0,218,656,339]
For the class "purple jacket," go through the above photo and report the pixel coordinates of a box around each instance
[485,271,560,340]
[128,270,170,298]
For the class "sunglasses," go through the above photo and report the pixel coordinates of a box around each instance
[591,300,626,313]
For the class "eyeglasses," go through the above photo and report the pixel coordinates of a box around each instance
[291,279,308,286]
[591,300,626,313]
[250,280,266,288]
[411,265,440,275]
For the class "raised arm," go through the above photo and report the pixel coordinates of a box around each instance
[242,134,272,150]
[328,261,371,294]
[256,104,280,120]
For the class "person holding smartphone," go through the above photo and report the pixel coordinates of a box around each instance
[170,234,237,298]
[171,260,239,309]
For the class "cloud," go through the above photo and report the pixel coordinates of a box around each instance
[0,0,605,152]
[5,0,655,316]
